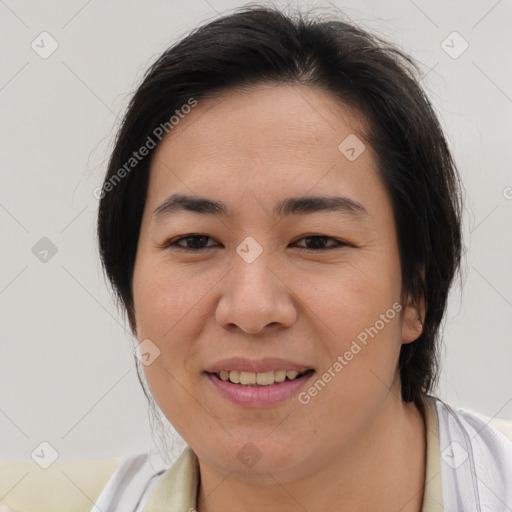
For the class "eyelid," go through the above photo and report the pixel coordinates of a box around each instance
[159,234,350,251]
[292,235,348,249]
[157,234,219,250]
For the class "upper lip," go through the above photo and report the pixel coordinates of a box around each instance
[204,357,314,374]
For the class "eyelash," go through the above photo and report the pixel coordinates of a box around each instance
[160,234,349,251]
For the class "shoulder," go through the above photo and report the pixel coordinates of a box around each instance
[440,398,512,442]
[91,449,171,511]
[432,395,512,456]
[486,416,512,441]
[430,394,512,440]
[429,395,512,508]
[0,456,125,512]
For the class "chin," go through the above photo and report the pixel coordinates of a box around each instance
[197,436,315,481]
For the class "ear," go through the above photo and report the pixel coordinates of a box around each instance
[401,293,425,344]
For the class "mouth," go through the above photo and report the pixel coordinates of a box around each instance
[204,368,315,408]
[208,368,315,387]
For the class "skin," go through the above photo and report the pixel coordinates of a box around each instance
[132,84,426,512]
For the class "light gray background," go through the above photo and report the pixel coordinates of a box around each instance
[1,0,511,461]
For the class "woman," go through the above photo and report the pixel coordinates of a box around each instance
[92,5,512,512]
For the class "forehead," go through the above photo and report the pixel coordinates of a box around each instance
[147,84,377,201]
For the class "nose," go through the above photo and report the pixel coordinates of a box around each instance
[215,250,298,335]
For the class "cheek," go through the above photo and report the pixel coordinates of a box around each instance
[307,312,403,435]
[133,258,208,339]
[314,258,402,338]
[306,262,403,400]
[133,262,208,425]
[132,258,226,387]
[141,356,207,447]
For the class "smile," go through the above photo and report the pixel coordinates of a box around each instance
[205,369,315,407]
[213,369,313,386]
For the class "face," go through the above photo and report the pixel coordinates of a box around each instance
[132,84,422,483]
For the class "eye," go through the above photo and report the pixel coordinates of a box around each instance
[292,235,346,250]
[159,234,348,252]
[162,234,219,251]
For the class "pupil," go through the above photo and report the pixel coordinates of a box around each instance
[188,235,207,248]
[306,236,327,249]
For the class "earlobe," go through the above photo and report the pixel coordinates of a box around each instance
[401,295,425,344]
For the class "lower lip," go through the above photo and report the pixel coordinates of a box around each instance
[205,372,314,408]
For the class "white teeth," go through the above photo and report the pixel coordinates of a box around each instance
[229,370,240,384]
[216,369,308,385]
[256,371,275,385]
[239,371,256,385]
[274,370,286,382]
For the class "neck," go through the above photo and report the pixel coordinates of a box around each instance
[196,389,426,512]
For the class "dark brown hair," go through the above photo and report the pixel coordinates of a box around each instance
[97,4,463,415]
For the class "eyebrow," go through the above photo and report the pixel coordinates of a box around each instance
[152,193,368,222]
